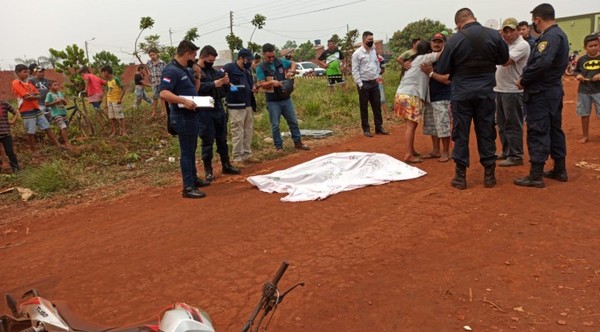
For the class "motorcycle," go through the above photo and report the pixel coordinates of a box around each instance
[564,50,579,76]
[1,261,303,332]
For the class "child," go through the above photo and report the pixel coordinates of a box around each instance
[575,34,600,143]
[0,100,20,172]
[11,64,62,151]
[79,66,107,117]
[45,81,71,147]
[100,66,127,137]
[134,65,152,109]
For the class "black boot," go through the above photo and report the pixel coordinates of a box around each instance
[484,164,496,188]
[543,158,568,182]
[203,159,214,183]
[451,164,467,190]
[514,162,545,188]
[221,155,241,175]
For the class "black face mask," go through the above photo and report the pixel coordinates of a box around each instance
[366,41,374,48]
[203,61,214,69]
[243,62,252,69]
[531,21,540,34]
[187,60,195,68]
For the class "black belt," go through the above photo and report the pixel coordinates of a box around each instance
[362,79,376,83]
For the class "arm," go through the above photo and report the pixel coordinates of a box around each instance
[351,51,362,87]
[420,63,451,85]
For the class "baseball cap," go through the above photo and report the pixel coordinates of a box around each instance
[431,33,446,42]
[238,48,253,60]
[34,67,45,72]
[502,18,518,30]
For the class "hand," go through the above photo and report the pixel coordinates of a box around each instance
[403,61,412,70]
[272,80,282,88]
[592,74,600,82]
[285,70,295,79]
[221,74,230,85]
[515,79,524,90]
[576,74,586,82]
[181,98,197,110]
[420,63,433,75]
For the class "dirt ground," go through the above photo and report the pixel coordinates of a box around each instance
[1,79,600,332]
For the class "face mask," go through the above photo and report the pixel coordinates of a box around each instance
[243,62,252,69]
[531,21,540,34]
[187,60,195,68]
[366,41,374,48]
[203,61,214,69]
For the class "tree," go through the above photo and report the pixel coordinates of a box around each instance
[226,33,243,53]
[134,16,155,63]
[389,19,450,54]
[247,41,261,54]
[37,55,58,69]
[249,14,266,43]
[294,40,315,61]
[92,51,125,77]
[282,40,298,50]
[49,44,88,95]
[138,34,161,55]
[14,57,37,66]
[340,29,359,72]
[184,27,199,42]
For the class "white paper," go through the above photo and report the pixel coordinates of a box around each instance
[178,96,214,108]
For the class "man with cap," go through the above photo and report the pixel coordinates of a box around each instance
[514,3,569,188]
[420,32,452,163]
[223,48,257,164]
[495,18,530,167]
[436,8,509,190]
[28,65,51,121]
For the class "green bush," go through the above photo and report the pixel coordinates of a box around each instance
[21,159,81,196]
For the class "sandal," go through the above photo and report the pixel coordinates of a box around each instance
[438,156,450,163]
[422,152,441,159]
[405,157,423,164]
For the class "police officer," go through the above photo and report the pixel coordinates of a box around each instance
[515,3,569,188]
[197,45,240,182]
[436,8,509,190]
[159,40,210,199]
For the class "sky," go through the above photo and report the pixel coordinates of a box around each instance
[1,0,598,69]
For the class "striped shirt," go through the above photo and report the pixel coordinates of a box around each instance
[0,101,16,136]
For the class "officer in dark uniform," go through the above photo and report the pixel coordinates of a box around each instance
[515,3,569,188]
[159,40,210,199]
[197,45,240,182]
[436,8,509,190]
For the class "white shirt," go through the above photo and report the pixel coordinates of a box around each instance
[395,53,437,101]
[494,36,530,93]
[351,45,380,87]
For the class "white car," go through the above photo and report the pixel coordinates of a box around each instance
[295,62,326,77]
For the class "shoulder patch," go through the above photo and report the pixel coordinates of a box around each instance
[537,41,548,53]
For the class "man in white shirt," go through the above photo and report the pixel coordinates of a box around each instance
[494,18,531,167]
[352,31,389,137]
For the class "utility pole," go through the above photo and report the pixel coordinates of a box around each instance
[229,11,233,34]
[169,28,173,46]
[347,24,349,33]
[85,37,95,62]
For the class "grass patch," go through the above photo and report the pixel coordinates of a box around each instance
[21,159,81,196]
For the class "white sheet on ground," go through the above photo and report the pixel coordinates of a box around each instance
[247,152,427,202]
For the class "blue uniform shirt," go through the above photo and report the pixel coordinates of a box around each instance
[436,22,509,100]
[521,24,569,92]
[159,60,198,111]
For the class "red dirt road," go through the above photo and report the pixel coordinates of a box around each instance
[1,79,600,331]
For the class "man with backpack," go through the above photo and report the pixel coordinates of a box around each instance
[256,43,310,152]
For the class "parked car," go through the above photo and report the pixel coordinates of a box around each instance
[295,62,326,77]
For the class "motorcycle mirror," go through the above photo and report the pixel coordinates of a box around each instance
[5,294,18,316]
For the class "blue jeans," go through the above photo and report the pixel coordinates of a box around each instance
[169,109,200,188]
[266,98,301,148]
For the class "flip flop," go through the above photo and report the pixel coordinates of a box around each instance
[438,156,450,163]
[422,153,441,159]
[405,157,423,164]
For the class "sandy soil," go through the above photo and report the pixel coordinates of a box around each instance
[1,79,600,332]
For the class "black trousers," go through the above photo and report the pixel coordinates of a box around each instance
[357,80,383,132]
[0,135,19,171]
[451,96,497,168]
[525,88,566,164]
[199,109,229,162]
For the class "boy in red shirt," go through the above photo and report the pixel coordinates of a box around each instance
[11,64,61,151]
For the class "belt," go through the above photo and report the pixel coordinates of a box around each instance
[362,80,376,83]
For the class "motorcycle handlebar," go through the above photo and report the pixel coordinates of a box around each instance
[271,261,289,287]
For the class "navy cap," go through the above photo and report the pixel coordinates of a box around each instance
[238,48,253,60]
